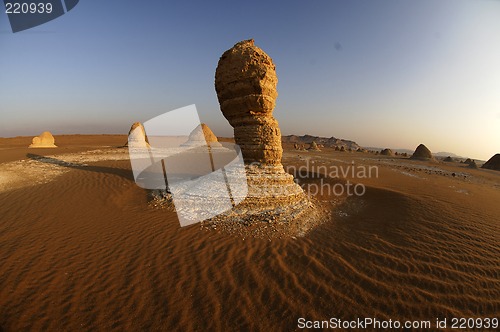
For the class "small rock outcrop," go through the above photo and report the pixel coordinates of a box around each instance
[182,123,222,147]
[29,131,57,148]
[126,122,150,148]
[482,154,500,171]
[410,144,434,161]
[468,160,478,169]
[308,141,320,151]
[443,156,454,162]
[380,148,394,156]
[214,39,318,229]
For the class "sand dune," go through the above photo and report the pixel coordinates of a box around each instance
[0,136,499,331]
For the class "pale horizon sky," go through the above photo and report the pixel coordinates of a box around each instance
[1,0,499,160]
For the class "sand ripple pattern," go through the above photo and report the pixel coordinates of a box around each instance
[0,159,499,331]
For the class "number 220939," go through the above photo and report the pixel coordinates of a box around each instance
[5,2,53,14]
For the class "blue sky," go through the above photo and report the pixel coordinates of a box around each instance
[1,0,499,160]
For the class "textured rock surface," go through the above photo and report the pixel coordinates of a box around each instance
[215,39,282,165]
[29,131,57,148]
[214,39,314,223]
[126,122,150,148]
[182,123,222,147]
[410,144,434,160]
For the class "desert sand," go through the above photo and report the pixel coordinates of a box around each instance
[0,135,499,331]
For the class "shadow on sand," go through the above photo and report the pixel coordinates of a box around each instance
[26,153,134,182]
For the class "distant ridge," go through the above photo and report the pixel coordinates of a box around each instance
[282,135,360,150]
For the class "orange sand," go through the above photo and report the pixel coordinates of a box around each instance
[0,136,498,331]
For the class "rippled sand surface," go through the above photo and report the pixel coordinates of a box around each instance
[0,137,499,331]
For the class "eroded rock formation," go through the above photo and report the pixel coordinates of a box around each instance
[410,144,434,161]
[214,39,314,223]
[182,123,222,147]
[126,122,150,148]
[380,148,394,156]
[215,39,282,165]
[29,131,57,148]
[308,141,320,151]
[482,154,500,171]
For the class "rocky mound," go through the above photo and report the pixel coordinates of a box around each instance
[182,123,222,147]
[380,148,394,156]
[468,160,478,169]
[482,154,500,171]
[308,141,320,151]
[443,156,454,162]
[126,122,150,148]
[29,131,57,148]
[410,144,434,160]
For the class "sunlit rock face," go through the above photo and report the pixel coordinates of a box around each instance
[215,39,282,165]
[410,144,434,161]
[29,131,57,148]
[182,123,222,148]
[215,39,312,217]
[126,122,150,148]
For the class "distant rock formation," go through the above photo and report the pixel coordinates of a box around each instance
[282,134,360,150]
[467,160,478,169]
[126,122,150,148]
[482,154,500,171]
[308,141,320,151]
[339,146,346,152]
[464,158,474,165]
[215,39,313,222]
[410,144,435,161]
[380,148,394,156]
[29,131,57,148]
[443,156,454,162]
[182,123,222,147]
